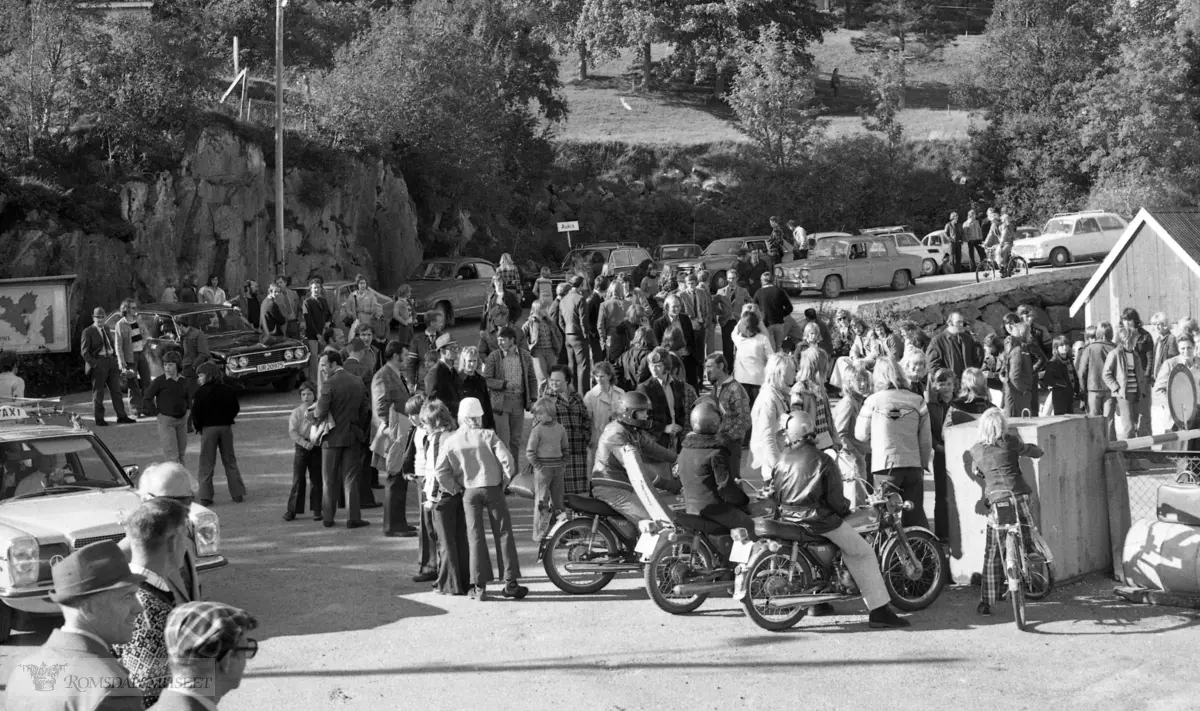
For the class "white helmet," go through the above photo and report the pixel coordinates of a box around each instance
[779,410,815,446]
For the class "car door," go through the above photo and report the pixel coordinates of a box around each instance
[867,241,892,285]
[1096,215,1127,255]
[844,241,871,288]
[1072,217,1103,258]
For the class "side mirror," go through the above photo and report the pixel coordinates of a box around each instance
[124,464,140,483]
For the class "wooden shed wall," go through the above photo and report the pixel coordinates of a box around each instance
[1085,223,1200,326]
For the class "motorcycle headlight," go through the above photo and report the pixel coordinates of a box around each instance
[638,520,661,535]
[731,527,750,543]
[192,510,221,558]
[901,500,915,511]
[765,540,782,553]
[283,349,294,361]
[7,536,39,587]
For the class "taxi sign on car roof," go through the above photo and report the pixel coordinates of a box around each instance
[0,405,30,421]
[0,397,85,430]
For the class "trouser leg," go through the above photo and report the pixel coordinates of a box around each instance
[721,320,736,367]
[592,485,650,528]
[135,353,155,416]
[432,493,467,594]
[91,361,108,420]
[824,521,890,610]
[1134,396,1151,437]
[383,473,410,533]
[288,446,308,514]
[197,428,219,501]
[462,487,495,587]
[951,241,962,272]
[876,466,928,529]
[157,415,180,463]
[699,504,756,538]
[533,463,565,541]
[344,443,362,521]
[417,503,438,575]
[216,426,245,498]
[484,485,522,583]
[933,449,949,541]
[322,447,344,523]
[308,448,323,512]
[307,339,321,385]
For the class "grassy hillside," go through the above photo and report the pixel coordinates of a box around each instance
[553,31,980,145]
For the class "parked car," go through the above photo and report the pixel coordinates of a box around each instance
[529,243,653,300]
[1010,211,1127,267]
[404,258,499,326]
[290,281,395,336]
[861,226,950,277]
[775,234,923,298]
[668,236,793,292]
[654,244,703,263]
[0,400,226,643]
[105,304,308,391]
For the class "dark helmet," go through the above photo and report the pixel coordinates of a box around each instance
[617,391,653,430]
[690,401,722,435]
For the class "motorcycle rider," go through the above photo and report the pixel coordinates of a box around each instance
[677,402,757,538]
[592,391,680,528]
[770,410,911,629]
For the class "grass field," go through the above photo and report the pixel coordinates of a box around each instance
[552,31,980,145]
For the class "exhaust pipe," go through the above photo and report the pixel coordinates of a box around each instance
[563,562,642,573]
[767,592,851,608]
[672,581,735,596]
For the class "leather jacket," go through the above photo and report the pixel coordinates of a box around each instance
[592,420,678,487]
[770,442,849,534]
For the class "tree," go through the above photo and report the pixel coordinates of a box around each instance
[574,0,680,88]
[859,51,904,151]
[727,24,826,170]
[851,0,957,105]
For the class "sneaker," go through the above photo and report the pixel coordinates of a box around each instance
[232,496,244,503]
[867,606,911,629]
[411,572,437,583]
[470,585,488,601]
[808,602,836,617]
[282,512,296,521]
[95,419,109,427]
[502,581,529,600]
[346,520,370,529]
[977,602,991,616]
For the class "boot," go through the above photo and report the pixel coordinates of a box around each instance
[868,605,911,629]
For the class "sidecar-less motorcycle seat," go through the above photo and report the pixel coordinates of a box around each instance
[565,494,622,518]
[755,518,829,544]
[672,512,730,536]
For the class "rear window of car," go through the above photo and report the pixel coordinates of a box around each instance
[894,233,920,247]
[1098,215,1125,231]
[868,242,888,258]
[475,263,496,280]
[1077,218,1101,234]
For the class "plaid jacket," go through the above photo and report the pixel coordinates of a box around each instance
[483,347,538,413]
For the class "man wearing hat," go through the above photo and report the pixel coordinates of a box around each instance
[145,351,192,466]
[312,349,372,528]
[81,306,134,427]
[6,541,146,710]
[118,461,203,603]
[150,602,257,710]
[424,333,461,417]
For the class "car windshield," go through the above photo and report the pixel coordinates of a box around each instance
[1042,218,1073,235]
[703,241,742,256]
[660,246,699,260]
[561,250,601,271]
[811,240,849,259]
[411,262,455,280]
[174,308,254,334]
[0,435,128,502]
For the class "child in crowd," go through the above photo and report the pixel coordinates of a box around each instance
[980,333,1005,394]
[400,394,441,582]
[1041,335,1080,415]
[284,381,322,521]
[525,396,569,541]
[418,399,470,596]
[969,408,1046,616]
[535,267,554,304]
[393,284,415,347]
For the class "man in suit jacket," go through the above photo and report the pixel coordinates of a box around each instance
[584,276,607,362]
[313,350,372,528]
[6,541,145,711]
[81,306,133,426]
[302,279,331,384]
[637,348,688,450]
[343,338,382,503]
[754,272,794,351]
[424,333,461,417]
[560,276,591,394]
[1076,322,1117,418]
[373,340,416,537]
[926,312,978,381]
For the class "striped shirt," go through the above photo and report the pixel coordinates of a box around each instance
[128,319,144,353]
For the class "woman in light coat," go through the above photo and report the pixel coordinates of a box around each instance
[833,365,872,506]
[732,309,775,406]
[749,352,796,481]
[583,361,626,474]
[854,357,932,529]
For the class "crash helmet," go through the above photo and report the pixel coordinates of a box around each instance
[690,401,722,435]
[617,391,654,430]
[780,410,815,446]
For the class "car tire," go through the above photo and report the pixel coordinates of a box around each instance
[891,270,911,291]
[921,258,938,277]
[436,301,455,328]
[273,371,299,393]
[0,602,12,644]
[1050,247,1070,268]
[821,275,842,299]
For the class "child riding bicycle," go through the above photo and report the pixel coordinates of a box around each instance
[968,409,1049,616]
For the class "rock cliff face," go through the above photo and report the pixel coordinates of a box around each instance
[0,125,421,338]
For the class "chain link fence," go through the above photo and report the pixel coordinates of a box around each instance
[1123,452,1200,523]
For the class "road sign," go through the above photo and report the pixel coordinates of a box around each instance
[557,221,579,232]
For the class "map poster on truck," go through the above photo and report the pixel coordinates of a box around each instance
[0,274,75,353]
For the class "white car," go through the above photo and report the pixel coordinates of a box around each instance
[1010,211,1128,268]
[0,401,226,642]
[860,227,951,276]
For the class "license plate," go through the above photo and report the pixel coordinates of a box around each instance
[256,361,286,372]
[634,532,659,557]
[730,540,754,564]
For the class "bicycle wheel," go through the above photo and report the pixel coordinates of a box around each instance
[1006,533,1027,631]
[1008,256,1029,278]
[1024,557,1055,600]
[976,259,996,283]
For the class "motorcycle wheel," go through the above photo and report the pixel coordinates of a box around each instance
[644,537,713,615]
[742,552,813,632]
[542,518,620,595]
[880,529,947,612]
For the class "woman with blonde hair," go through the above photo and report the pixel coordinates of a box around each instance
[521,298,560,390]
[417,399,469,596]
[496,253,523,296]
[653,293,698,388]
[750,352,797,479]
[732,308,775,406]
[790,346,840,451]
[800,321,831,384]
[946,367,996,426]
[455,346,495,430]
[902,349,930,397]
[833,364,872,505]
[855,356,932,528]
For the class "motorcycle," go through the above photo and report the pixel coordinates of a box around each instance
[731,478,947,631]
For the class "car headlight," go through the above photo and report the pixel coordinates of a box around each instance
[192,510,221,558]
[801,268,810,281]
[283,349,294,361]
[7,536,39,587]
[292,348,304,359]
[238,357,250,368]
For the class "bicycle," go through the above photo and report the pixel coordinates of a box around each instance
[976,246,1029,283]
[989,490,1055,630]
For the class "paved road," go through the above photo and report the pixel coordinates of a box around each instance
[2,375,1199,710]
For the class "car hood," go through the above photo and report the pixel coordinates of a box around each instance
[0,488,142,541]
[206,332,303,354]
[1012,235,1062,248]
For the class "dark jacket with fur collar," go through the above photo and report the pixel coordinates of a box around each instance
[677,433,748,515]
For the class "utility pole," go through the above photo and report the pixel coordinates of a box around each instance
[275,0,287,276]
